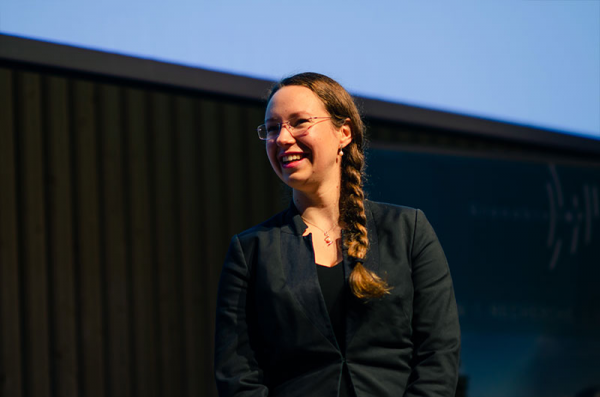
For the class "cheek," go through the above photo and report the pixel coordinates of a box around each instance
[266,141,280,172]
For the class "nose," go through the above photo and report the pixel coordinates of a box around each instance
[275,122,295,146]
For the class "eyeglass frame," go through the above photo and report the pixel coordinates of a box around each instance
[257,116,333,141]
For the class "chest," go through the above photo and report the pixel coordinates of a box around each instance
[249,232,415,349]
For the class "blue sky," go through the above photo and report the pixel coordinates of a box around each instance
[1,0,598,139]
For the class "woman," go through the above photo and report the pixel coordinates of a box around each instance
[214,72,460,397]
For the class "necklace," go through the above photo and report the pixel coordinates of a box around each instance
[302,217,338,247]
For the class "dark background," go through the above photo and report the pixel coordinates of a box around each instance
[366,149,600,397]
[1,35,599,397]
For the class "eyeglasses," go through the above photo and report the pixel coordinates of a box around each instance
[257,116,332,140]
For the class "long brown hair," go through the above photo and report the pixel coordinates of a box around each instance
[268,72,391,299]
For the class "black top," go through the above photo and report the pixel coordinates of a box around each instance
[316,262,355,397]
[316,263,346,351]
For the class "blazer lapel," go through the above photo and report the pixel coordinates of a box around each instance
[345,201,380,348]
[280,204,339,349]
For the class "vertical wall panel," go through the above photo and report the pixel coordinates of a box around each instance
[72,80,106,397]
[126,88,159,397]
[198,99,223,397]
[174,96,203,397]
[221,103,247,234]
[245,106,267,218]
[151,92,184,396]
[18,71,51,396]
[98,83,132,397]
[0,68,23,397]
[45,75,79,397]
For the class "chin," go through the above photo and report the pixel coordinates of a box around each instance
[281,177,303,190]
[280,174,310,191]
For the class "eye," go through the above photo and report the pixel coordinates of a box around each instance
[265,123,280,134]
[291,118,310,128]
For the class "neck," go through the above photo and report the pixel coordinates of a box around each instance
[293,185,340,227]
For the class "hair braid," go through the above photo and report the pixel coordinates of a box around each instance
[341,144,391,299]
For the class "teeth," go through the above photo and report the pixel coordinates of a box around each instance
[282,154,303,163]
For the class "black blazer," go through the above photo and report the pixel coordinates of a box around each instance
[215,201,460,397]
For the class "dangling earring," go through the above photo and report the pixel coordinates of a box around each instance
[338,146,344,156]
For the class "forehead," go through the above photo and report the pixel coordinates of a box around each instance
[265,85,327,120]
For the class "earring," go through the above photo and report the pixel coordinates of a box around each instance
[338,146,344,156]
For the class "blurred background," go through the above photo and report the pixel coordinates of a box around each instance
[1,1,599,396]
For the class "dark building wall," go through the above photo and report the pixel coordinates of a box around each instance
[1,60,599,397]
[0,65,285,397]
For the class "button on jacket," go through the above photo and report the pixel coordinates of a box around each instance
[215,200,461,397]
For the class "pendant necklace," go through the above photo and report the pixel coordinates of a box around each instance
[302,217,337,247]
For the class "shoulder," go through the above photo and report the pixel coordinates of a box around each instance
[222,209,290,269]
[233,207,290,247]
[366,199,424,229]
[366,200,437,246]
[366,200,418,218]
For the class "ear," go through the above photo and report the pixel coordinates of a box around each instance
[339,118,353,149]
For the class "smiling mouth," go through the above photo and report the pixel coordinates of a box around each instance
[281,154,306,164]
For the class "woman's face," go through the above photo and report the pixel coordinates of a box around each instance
[265,85,351,194]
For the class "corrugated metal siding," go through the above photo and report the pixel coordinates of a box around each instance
[3,61,596,397]
[0,66,286,397]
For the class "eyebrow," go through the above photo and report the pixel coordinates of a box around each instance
[265,112,310,123]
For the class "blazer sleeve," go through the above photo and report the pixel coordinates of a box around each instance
[404,209,461,397]
[214,235,268,397]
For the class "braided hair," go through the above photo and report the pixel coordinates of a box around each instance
[268,72,391,299]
